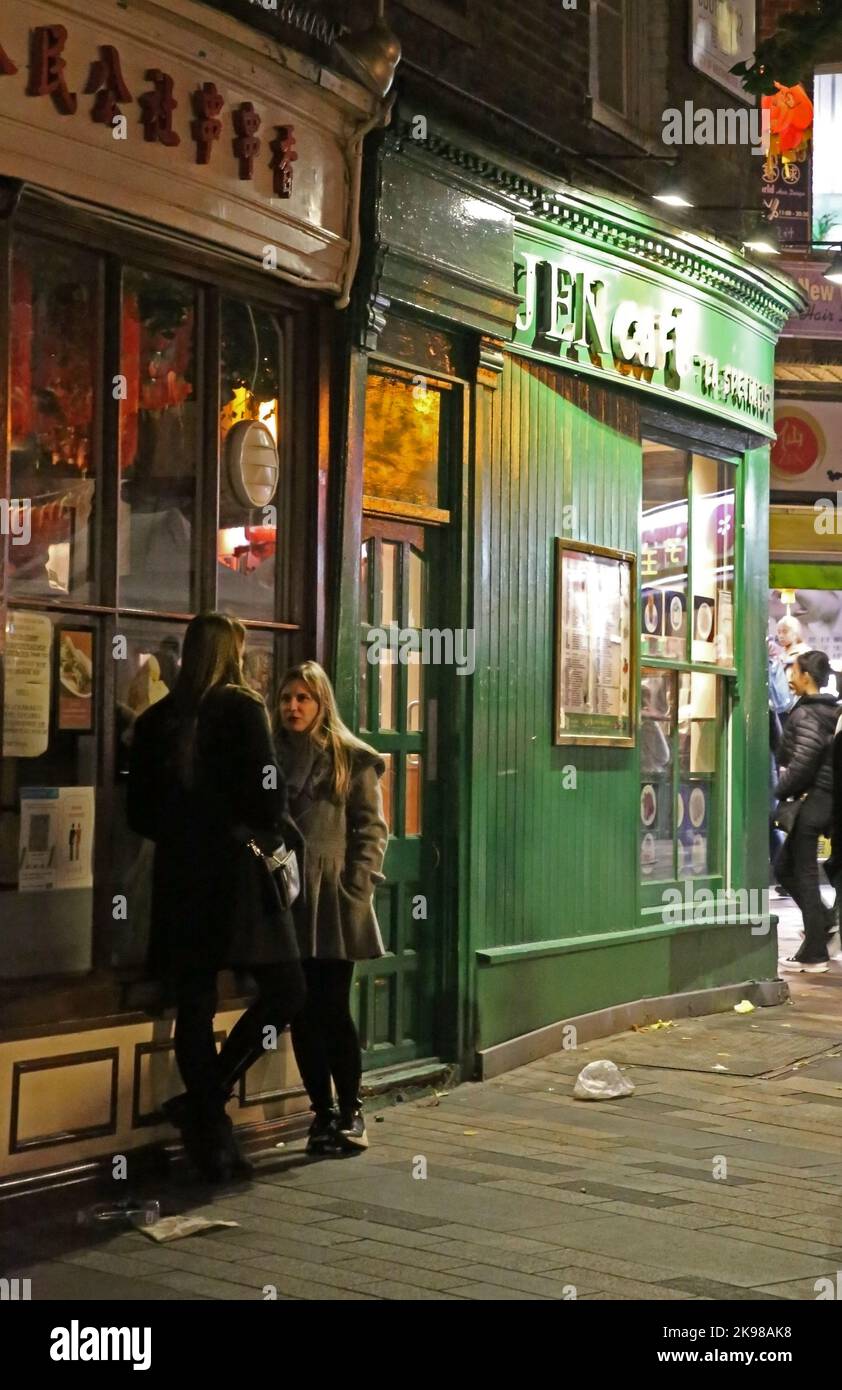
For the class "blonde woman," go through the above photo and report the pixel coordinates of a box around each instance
[274,661,388,1154]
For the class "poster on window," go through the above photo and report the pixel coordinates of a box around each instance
[2,610,52,758]
[678,782,709,877]
[18,787,95,892]
[57,627,95,731]
[554,540,635,746]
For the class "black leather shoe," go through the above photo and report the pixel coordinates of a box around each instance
[306,1108,339,1155]
[336,1107,369,1152]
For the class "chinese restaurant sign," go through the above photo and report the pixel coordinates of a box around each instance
[512,227,777,436]
[0,0,372,284]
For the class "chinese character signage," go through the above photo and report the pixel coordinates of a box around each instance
[0,0,366,285]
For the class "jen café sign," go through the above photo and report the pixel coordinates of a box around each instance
[513,232,774,433]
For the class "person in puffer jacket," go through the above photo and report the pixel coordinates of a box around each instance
[775,650,839,972]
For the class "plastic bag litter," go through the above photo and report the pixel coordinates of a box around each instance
[734,999,755,1014]
[573,1059,635,1101]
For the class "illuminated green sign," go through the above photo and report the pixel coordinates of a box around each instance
[512,225,777,435]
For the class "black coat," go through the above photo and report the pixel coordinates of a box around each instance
[775,693,839,800]
[827,718,842,884]
[127,684,300,979]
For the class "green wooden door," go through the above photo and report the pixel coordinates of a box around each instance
[353,516,440,1070]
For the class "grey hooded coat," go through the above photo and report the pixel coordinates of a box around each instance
[278,738,388,960]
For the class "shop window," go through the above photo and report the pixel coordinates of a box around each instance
[0,609,100,979]
[111,618,186,968]
[641,445,688,659]
[119,269,198,613]
[9,237,99,602]
[110,620,278,968]
[217,299,283,622]
[639,441,733,890]
[641,447,735,670]
[363,367,449,510]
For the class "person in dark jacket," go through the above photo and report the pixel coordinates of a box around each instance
[825,706,842,916]
[274,661,388,1156]
[128,613,305,1181]
[775,649,839,973]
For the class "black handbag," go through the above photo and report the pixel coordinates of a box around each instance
[774,796,805,835]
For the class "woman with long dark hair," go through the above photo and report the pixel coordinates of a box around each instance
[128,613,304,1181]
[274,661,388,1155]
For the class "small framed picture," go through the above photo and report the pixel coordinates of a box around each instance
[56,626,95,732]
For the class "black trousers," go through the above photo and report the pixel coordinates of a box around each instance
[174,962,306,1120]
[290,959,361,1119]
[775,789,834,963]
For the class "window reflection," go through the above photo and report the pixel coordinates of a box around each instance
[9,236,98,601]
[218,300,281,621]
[119,268,197,612]
[363,369,443,508]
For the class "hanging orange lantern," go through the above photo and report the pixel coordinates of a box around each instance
[762,82,813,174]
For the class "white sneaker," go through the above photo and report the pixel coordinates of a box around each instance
[779,957,829,974]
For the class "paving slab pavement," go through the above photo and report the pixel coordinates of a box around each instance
[7,945,842,1302]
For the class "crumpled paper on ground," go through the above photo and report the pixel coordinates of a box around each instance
[136,1215,240,1243]
[573,1059,635,1101]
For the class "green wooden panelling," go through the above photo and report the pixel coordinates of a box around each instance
[468,358,777,1050]
[476,923,777,1049]
[471,358,641,954]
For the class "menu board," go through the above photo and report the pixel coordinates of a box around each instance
[554,541,635,745]
[3,611,52,758]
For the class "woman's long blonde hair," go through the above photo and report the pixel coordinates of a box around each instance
[275,660,377,800]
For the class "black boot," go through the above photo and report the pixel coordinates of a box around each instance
[166,1091,236,1183]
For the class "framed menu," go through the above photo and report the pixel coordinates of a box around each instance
[554,539,636,746]
[56,626,95,732]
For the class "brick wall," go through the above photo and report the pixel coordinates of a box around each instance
[759,0,807,42]
[200,0,771,244]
